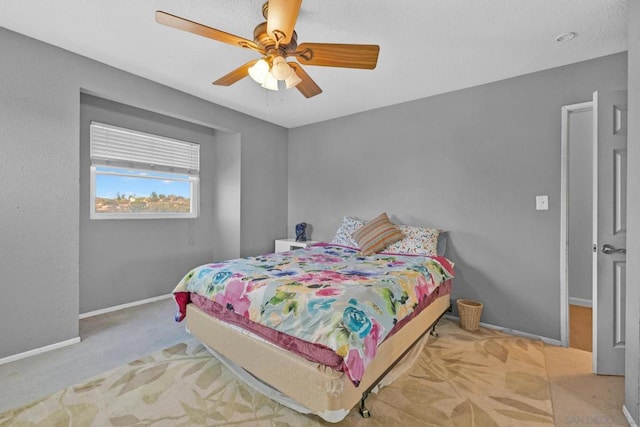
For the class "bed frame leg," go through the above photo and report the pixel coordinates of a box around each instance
[430,320,440,338]
[359,392,371,418]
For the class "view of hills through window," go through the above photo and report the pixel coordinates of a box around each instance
[94,166,192,214]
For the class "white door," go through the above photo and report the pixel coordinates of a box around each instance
[593,90,627,375]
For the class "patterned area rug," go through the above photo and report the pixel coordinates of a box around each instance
[0,319,553,426]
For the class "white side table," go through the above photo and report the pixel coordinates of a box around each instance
[274,238,319,253]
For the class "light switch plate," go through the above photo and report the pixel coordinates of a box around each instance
[536,195,549,211]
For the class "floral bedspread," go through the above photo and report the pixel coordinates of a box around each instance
[173,243,454,385]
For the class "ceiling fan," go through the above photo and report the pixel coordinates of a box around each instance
[156,0,380,98]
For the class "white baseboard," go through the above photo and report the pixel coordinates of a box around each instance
[444,314,562,346]
[569,297,593,308]
[624,405,638,427]
[79,294,172,319]
[0,337,81,366]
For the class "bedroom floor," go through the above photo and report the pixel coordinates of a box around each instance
[0,298,627,425]
[0,297,191,413]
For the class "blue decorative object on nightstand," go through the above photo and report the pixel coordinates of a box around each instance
[295,223,307,242]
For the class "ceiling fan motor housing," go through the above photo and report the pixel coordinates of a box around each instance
[253,22,297,58]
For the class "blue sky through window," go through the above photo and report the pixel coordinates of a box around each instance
[95,166,191,199]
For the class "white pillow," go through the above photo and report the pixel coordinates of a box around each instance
[384,225,441,256]
[330,216,365,248]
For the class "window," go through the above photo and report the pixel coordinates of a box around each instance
[90,122,200,219]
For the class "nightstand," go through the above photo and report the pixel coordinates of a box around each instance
[274,238,319,253]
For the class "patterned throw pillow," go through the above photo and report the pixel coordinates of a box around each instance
[352,213,404,256]
[385,225,441,256]
[330,216,365,248]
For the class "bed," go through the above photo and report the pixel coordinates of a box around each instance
[172,215,454,423]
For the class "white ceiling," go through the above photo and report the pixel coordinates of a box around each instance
[0,0,628,128]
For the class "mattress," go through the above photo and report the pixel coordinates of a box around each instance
[173,244,455,386]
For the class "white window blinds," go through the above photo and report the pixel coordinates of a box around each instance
[90,122,200,174]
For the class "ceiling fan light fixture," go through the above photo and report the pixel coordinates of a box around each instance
[285,71,302,89]
[271,56,292,80]
[248,58,270,84]
[262,71,279,91]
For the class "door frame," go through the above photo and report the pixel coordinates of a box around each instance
[560,100,593,347]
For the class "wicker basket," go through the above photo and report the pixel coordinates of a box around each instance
[456,299,483,331]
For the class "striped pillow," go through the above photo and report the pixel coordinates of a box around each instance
[352,213,404,256]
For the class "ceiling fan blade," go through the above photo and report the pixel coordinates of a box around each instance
[288,62,322,98]
[156,11,263,53]
[212,60,258,86]
[294,43,379,69]
[266,0,302,45]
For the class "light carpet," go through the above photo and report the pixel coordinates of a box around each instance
[0,319,554,426]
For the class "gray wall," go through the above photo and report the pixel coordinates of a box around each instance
[0,27,288,359]
[568,109,593,303]
[214,132,242,262]
[288,52,627,341]
[1,29,81,358]
[625,0,640,422]
[240,127,289,257]
[79,94,217,314]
